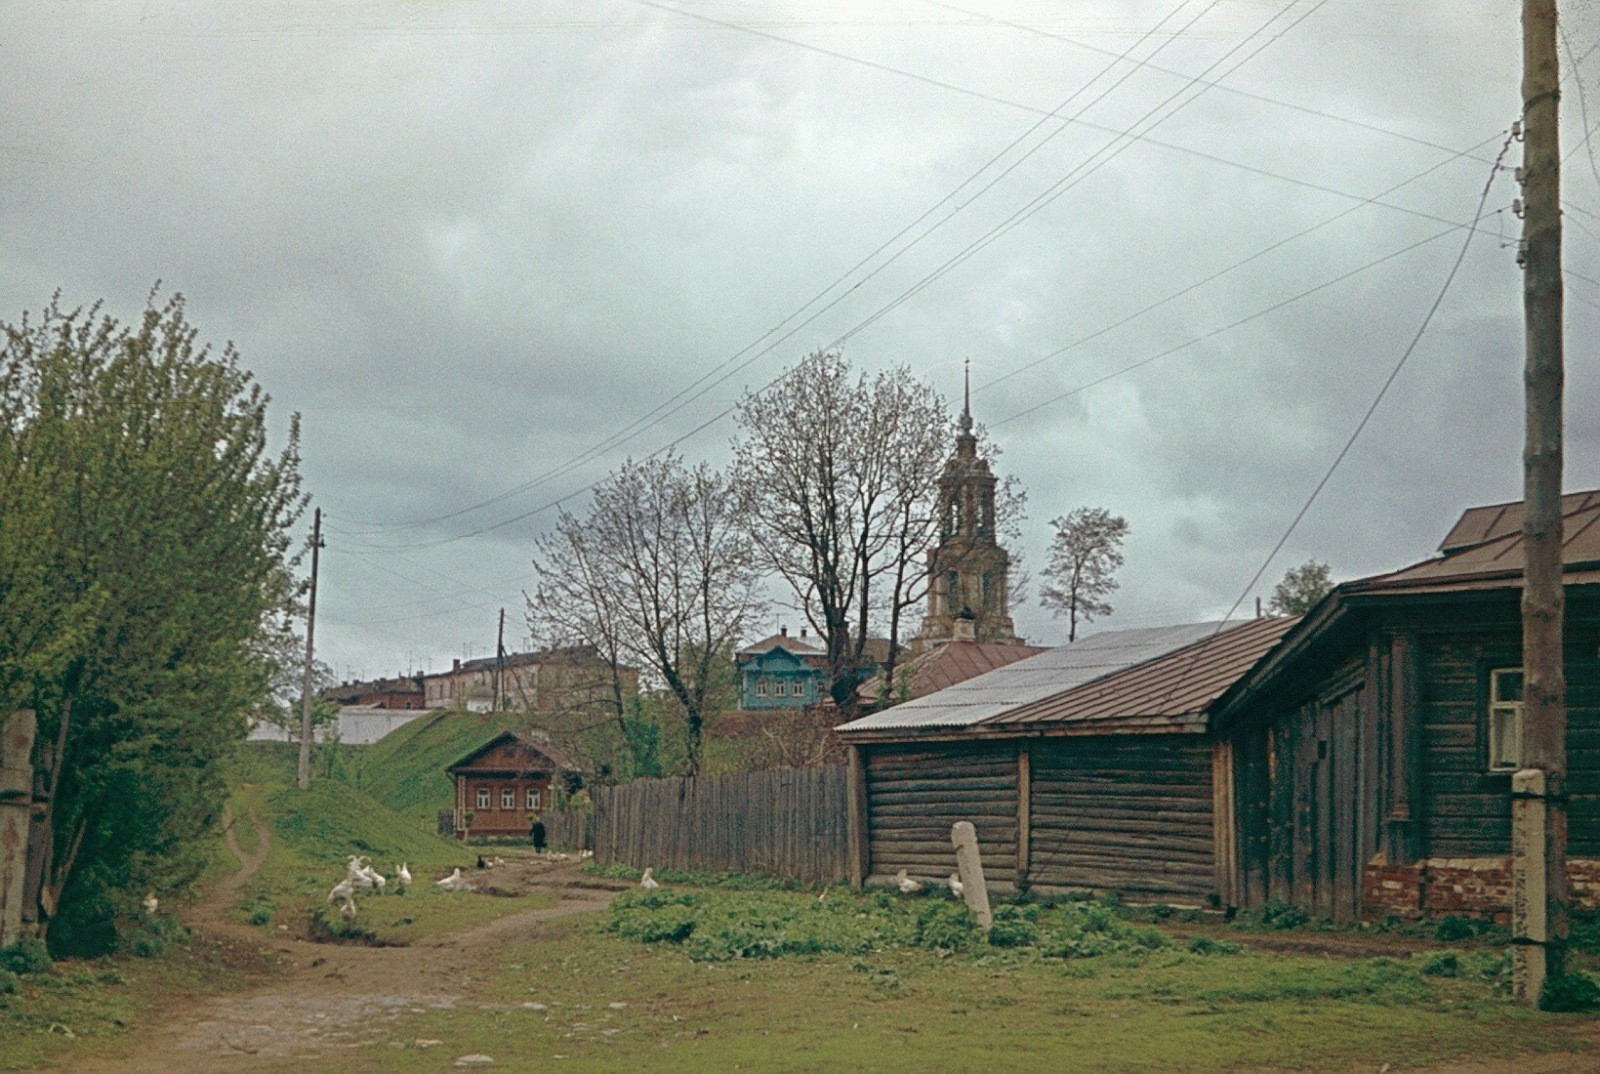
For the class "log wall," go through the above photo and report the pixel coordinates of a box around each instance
[864,742,1018,887]
[1028,735,1216,902]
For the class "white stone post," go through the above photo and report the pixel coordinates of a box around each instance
[1512,768,1549,1006]
[951,821,992,932]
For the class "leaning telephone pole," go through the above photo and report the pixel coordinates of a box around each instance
[1513,0,1566,1006]
[296,507,324,791]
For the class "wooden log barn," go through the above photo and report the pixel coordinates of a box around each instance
[446,730,575,839]
[836,618,1295,904]
[1213,491,1600,922]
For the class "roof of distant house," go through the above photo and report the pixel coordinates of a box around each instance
[858,640,1048,704]
[445,729,578,774]
[738,629,825,659]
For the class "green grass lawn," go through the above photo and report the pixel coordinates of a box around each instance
[349,708,514,824]
[231,908,1591,1074]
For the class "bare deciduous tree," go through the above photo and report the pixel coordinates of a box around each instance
[1039,507,1129,642]
[732,351,949,715]
[528,453,763,775]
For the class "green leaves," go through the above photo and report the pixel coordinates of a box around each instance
[1,291,305,953]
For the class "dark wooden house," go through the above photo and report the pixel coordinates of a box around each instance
[837,617,1294,904]
[447,730,575,838]
[1213,491,1600,922]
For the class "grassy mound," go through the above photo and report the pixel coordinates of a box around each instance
[352,709,512,822]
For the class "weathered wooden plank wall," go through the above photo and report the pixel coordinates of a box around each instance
[1029,736,1215,901]
[542,807,594,851]
[592,766,850,886]
[865,742,1018,887]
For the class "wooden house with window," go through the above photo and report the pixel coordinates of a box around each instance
[446,730,575,838]
[836,617,1296,904]
[1212,490,1600,922]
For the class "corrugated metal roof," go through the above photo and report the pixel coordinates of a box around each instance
[836,621,1233,732]
[985,616,1297,728]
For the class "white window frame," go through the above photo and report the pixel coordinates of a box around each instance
[1488,667,1525,772]
[476,787,490,810]
[526,788,541,811]
[756,680,768,696]
[501,787,516,810]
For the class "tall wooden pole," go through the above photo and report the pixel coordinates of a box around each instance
[494,607,506,712]
[296,507,323,790]
[1515,0,1566,1004]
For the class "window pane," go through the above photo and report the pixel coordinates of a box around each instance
[1494,669,1524,703]
[1490,708,1522,769]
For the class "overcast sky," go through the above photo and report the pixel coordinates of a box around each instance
[5,0,1599,683]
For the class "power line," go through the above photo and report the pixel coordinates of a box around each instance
[349,0,1483,539]
[356,0,1330,549]
[345,0,1218,532]
[1151,128,1517,712]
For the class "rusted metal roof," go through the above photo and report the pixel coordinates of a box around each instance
[1438,489,1600,554]
[1352,489,1600,594]
[984,616,1297,729]
[857,640,1048,702]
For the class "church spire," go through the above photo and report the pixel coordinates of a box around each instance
[960,357,972,436]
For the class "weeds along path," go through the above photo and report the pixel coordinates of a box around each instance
[59,862,620,1074]
[192,803,273,930]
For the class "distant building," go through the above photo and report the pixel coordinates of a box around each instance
[446,730,576,838]
[246,704,427,746]
[323,675,424,710]
[737,627,827,710]
[917,376,1022,647]
[421,646,633,714]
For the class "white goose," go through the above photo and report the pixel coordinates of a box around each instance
[436,867,473,892]
[948,873,965,899]
[395,862,412,891]
[896,868,923,895]
[640,868,660,890]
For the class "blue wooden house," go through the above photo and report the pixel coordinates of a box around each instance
[737,627,828,710]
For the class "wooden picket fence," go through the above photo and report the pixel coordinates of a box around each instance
[541,806,594,852]
[591,765,849,886]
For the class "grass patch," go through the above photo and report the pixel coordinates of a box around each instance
[312,913,1589,1074]
[606,887,1172,963]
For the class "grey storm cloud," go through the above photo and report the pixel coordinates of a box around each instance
[3,0,1597,678]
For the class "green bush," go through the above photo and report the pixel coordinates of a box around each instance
[1190,936,1243,956]
[0,967,18,996]
[987,905,1040,948]
[1541,972,1600,1012]
[1419,951,1460,977]
[0,937,52,975]
[1433,916,1479,942]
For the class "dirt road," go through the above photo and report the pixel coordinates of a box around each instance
[57,815,618,1074]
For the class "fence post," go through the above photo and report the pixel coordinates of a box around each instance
[1,711,38,947]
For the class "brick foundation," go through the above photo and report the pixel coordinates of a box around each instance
[1362,857,1600,921]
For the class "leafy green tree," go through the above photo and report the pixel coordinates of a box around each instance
[1268,560,1334,617]
[0,292,304,953]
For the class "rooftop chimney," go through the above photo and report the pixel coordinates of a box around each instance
[780,625,788,637]
[800,628,807,638]
[453,658,461,672]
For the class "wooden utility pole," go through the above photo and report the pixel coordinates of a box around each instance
[494,607,506,712]
[1514,0,1566,1005]
[296,507,324,791]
